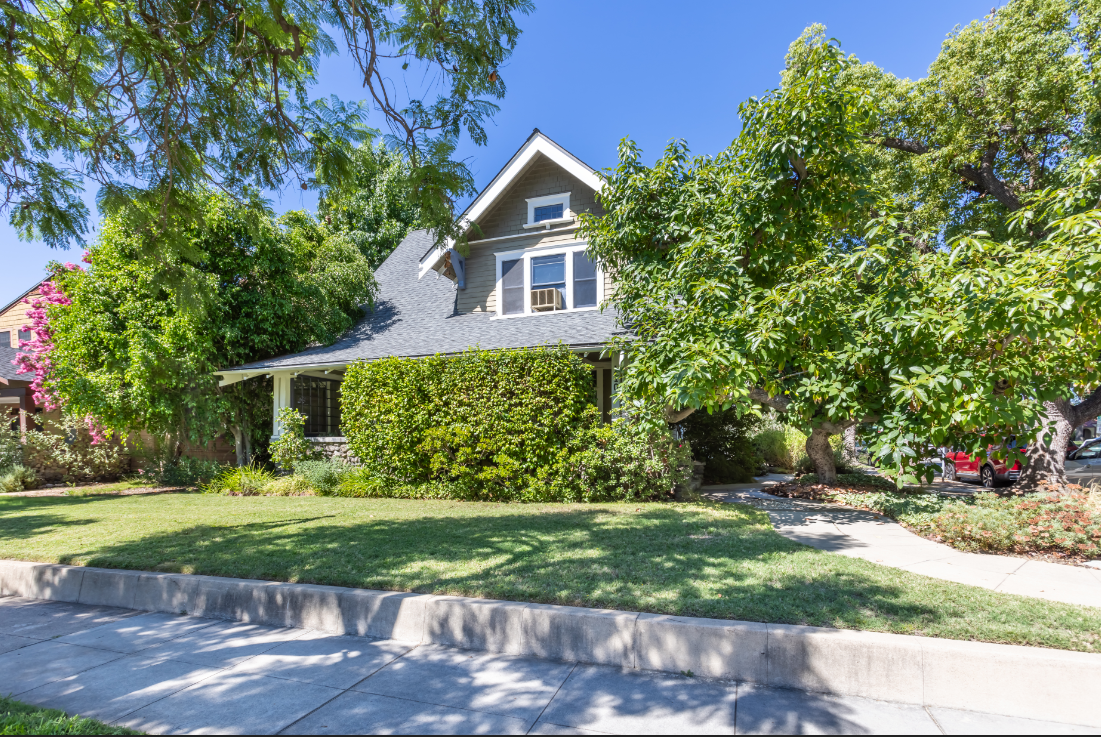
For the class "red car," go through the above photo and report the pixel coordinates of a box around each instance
[944,438,1025,488]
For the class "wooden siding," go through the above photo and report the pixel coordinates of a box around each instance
[0,286,39,348]
[457,150,608,314]
[473,152,603,240]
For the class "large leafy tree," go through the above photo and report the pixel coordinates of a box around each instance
[855,0,1101,487]
[585,17,1101,488]
[0,0,532,254]
[856,0,1099,241]
[318,143,424,268]
[583,31,881,482]
[39,195,376,463]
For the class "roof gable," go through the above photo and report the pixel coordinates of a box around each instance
[419,130,601,278]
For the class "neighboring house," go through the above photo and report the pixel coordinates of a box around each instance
[216,130,624,449]
[0,280,45,431]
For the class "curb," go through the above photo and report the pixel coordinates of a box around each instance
[2,559,1099,727]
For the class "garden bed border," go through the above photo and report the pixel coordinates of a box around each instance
[1,559,1099,727]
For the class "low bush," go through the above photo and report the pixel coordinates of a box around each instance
[260,474,317,496]
[22,414,129,482]
[270,408,321,471]
[202,464,276,496]
[830,489,957,518]
[139,455,226,487]
[0,429,22,469]
[754,426,808,470]
[675,408,762,483]
[0,465,38,493]
[908,491,1101,556]
[340,347,692,502]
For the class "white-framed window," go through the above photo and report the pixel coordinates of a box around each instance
[495,242,601,317]
[523,192,573,229]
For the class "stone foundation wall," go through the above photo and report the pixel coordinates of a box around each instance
[308,437,360,466]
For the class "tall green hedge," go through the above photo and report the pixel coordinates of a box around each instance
[340,346,691,501]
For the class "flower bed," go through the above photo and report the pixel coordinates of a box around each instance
[768,481,1101,562]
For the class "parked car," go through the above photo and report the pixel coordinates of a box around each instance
[943,438,1025,488]
[1066,438,1101,473]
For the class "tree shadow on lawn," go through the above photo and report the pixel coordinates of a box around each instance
[28,499,1091,642]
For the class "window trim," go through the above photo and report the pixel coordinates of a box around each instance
[493,241,602,318]
[523,192,573,229]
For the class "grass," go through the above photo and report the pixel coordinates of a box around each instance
[0,493,1098,652]
[0,695,141,734]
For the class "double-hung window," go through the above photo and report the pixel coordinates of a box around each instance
[531,254,566,308]
[501,258,525,315]
[497,243,601,316]
[573,252,598,308]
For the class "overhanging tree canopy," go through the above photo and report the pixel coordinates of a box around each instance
[35,194,378,462]
[0,0,532,254]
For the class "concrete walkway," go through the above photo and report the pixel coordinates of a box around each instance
[1,597,1097,735]
[703,477,1101,609]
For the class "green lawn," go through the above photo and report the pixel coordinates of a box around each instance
[0,696,140,735]
[0,493,1098,652]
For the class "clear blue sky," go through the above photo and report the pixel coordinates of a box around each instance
[0,0,996,299]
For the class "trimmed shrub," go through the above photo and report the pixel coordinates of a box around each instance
[342,347,594,492]
[753,426,808,470]
[675,408,762,483]
[341,347,691,501]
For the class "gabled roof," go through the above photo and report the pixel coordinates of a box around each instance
[217,229,623,379]
[419,129,602,277]
[0,280,44,318]
[0,345,24,383]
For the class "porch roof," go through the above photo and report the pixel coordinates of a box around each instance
[217,229,624,381]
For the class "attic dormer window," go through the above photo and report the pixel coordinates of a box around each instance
[524,193,572,229]
[534,203,563,222]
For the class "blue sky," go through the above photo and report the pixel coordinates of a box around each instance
[1,0,996,299]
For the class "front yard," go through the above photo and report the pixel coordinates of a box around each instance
[0,493,1098,652]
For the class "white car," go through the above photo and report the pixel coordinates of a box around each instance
[1067,439,1101,486]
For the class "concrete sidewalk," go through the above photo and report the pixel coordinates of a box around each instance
[703,478,1101,609]
[1,597,1097,735]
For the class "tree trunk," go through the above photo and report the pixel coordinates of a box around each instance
[806,427,838,483]
[230,426,246,467]
[1016,387,1101,493]
[844,425,856,465]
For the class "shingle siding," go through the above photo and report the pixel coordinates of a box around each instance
[458,229,585,314]
[456,151,605,314]
[474,152,603,240]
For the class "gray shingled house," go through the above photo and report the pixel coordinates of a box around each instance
[215,131,625,451]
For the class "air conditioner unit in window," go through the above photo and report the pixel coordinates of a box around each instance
[531,288,562,312]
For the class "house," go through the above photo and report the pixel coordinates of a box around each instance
[216,130,624,451]
[0,281,46,432]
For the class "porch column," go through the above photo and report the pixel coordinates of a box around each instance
[271,372,293,439]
